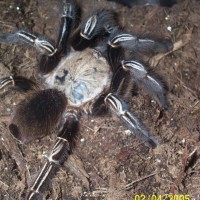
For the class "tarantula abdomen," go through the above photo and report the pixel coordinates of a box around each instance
[9,89,67,143]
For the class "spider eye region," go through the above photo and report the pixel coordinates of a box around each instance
[45,49,112,107]
[55,69,68,84]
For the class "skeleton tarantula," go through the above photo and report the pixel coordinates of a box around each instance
[0,0,173,199]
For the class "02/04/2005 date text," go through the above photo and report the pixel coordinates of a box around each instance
[133,194,190,200]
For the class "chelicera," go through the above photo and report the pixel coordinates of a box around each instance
[0,0,173,199]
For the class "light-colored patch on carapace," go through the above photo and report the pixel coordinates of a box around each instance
[44,48,112,107]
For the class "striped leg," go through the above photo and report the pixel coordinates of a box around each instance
[104,93,159,148]
[71,9,118,51]
[0,0,77,74]
[0,30,57,56]
[121,60,167,110]
[56,0,77,54]
[107,32,173,70]
[39,0,77,74]
[107,32,169,109]
[0,76,38,92]
[0,29,60,74]
[108,32,173,54]
[0,1,77,53]
[27,112,79,200]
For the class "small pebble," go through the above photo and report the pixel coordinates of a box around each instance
[124,130,131,136]
[167,26,172,32]
[80,138,85,142]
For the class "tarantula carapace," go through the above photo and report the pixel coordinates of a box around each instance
[0,0,173,199]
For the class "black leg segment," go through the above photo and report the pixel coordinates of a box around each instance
[71,9,118,51]
[27,112,79,200]
[57,0,77,54]
[108,31,173,54]
[39,0,78,74]
[121,60,168,110]
[0,76,38,92]
[104,93,159,148]
[0,30,57,56]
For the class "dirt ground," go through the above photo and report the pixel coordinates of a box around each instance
[0,0,200,199]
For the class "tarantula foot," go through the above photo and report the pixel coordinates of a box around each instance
[105,93,159,148]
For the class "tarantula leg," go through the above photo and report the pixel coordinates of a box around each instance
[0,30,60,74]
[121,60,167,110]
[71,9,118,50]
[80,10,117,39]
[39,0,77,74]
[0,30,57,56]
[107,44,124,71]
[104,93,159,148]
[57,0,77,54]
[108,32,173,54]
[107,31,173,70]
[39,51,61,74]
[27,112,79,200]
[0,76,38,92]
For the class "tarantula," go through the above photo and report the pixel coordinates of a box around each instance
[0,0,173,199]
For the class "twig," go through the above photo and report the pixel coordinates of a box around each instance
[0,179,9,190]
[125,172,157,190]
